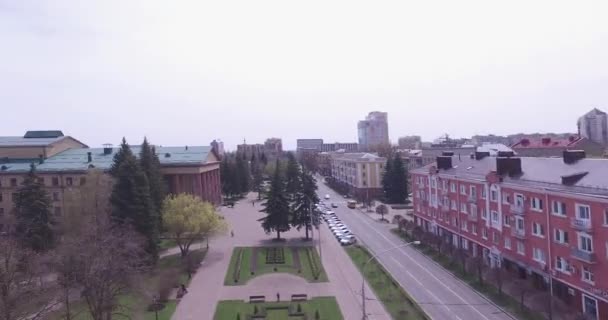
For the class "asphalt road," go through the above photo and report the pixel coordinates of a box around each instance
[316,181,516,320]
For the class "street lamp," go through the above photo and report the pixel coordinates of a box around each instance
[361,240,421,320]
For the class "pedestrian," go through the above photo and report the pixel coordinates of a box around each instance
[276,292,280,302]
[252,200,255,207]
[231,230,234,237]
[181,284,188,294]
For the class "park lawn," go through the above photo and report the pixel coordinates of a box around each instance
[345,245,428,320]
[159,238,177,250]
[213,297,343,320]
[224,246,328,286]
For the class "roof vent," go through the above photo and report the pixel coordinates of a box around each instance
[87,152,92,163]
[103,143,113,155]
[38,154,44,164]
[563,150,586,164]
[1,165,8,171]
[436,156,452,170]
[561,172,588,185]
[496,157,522,177]
[165,153,171,158]
[88,164,96,169]
[185,145,188,150]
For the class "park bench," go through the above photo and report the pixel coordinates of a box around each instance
[291,294,308,302]
[249,295,266,303]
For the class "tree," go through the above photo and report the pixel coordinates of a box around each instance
[285,152,301,200]
[376,204,388,221]
[381,158,392,202]
[110,139,158,261]
[251,156,264,200]
[390,153,408,204]
[259,161,291,240]
[162,194,228,256]
[13,163,55,252]
[140,138,166,231]
[235,154,251,194]
[260,152,268,166]
[290,169,319,240]
[221,157,235,198]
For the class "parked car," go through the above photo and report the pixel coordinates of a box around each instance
[331,203,338,208]
[325,194,330,199]
[340,238,356,246]
[324,210,335,215]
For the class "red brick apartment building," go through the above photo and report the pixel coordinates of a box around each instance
[412,150,608,319]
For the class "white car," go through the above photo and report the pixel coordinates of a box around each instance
[340,238,356,246]
[325,194,330,199]
[324,210,334,215]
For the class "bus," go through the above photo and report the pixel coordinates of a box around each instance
[347,200,357,209]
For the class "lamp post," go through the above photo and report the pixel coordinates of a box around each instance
[361,240,421,319]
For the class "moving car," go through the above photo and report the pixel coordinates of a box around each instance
[324,194,330,199]
[331,203,338,208]
[347,200,357,209]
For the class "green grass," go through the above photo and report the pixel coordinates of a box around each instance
[213,297,343,320]
[224,246,328,285]
[391,228,546,320]
[345,245,428,320]
[159,238,177,250]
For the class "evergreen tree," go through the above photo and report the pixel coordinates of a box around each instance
[235,155,250,194]
[284,152,301,200]
[110,140,158,261]
[109,137,132,176]
[387,153,408,204]
[258,161,291,240]
[290,169,319,240]
[140,138,165,230]
[381,158,393,201]
[251,154,264,199]
[260,152,268,166]
[13,164,55,252]
[220,157,233,197]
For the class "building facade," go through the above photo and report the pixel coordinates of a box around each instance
[329,152,386,200]
[578,108,608,146]
[511,136,605,157]
[411,152,608,319]
[398,136,422,149]
[319,142,358,152]
[357,111,389,151]
[296,139,324,151]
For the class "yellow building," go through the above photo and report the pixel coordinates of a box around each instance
[330,152,386,200]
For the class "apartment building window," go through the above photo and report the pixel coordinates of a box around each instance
[12,193,18,201]
[555,257,570,273]
[481,208,488,220]
[460,185,467,195]
[579,234,593,253]
[54,207,62,216]
[452,217,457,226]
[604,209,608,226]
[432,210,437,218]
[52,192,59,202]
[443,198,449,208]
[491,211,499,224]
[442,180,448,191]
[504,237,511,249]
[461,220,468,232]
[66,177,73,186]
[470,186,476,198]
[421,191,425,200]
[576,204,591,221]
[531,197,543,211]
[415,191,420,198]
[481,187,486,199]
[431,178,436,188]
[532,222,545,237]
[482,228,488,239]
[502,194,510,205]
[460,203,468,214]
[0,193,2,202]
[515,216,524,231]
[450,183,456,193]
[517,241,525,255]
[503,214,510,226]
[514,193,525,207]
[490,189,498,202]
[492,232,500,244]
[552,201,567,217]
[532,248,545,263]
[582,266,594,284]
[450,200,457,210]
[462,238,469,250]
[10,178,17,187]
[472,224,477,235]
[470,204,477,216]
[0,208,4,217]
[554,229,569,244]
[52,177,59,186]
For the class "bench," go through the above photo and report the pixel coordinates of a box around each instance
[291,294,308,302]
[249,295,266,303]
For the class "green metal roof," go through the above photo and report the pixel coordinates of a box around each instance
[0,146,215,174]
[24,130,64,138]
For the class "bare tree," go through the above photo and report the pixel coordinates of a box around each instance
[0,237,57,320]
[375,204,388,221]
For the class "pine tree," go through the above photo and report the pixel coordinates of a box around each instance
[220,157,233,198]
[110,140,158,261]
[389,153,408,204]
[381,158,393,202]
[109,137,132,176]
[260,152,268,166]
[284,152,301,200]
[235,155,250,194]
[258,161,291,240]
[13,164,55,252]
[290,169,319,240]
[140,138,165,230]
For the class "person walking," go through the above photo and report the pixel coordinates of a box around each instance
[276,292,280,302]
[231,230,234,237]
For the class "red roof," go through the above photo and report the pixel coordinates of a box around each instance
[511,136,582,149]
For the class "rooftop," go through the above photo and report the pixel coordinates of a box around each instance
[511,136,582,149]
[0,145,216,173]
[332,152,386,162]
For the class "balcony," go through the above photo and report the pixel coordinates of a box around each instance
[467,195,477,203]
[511,228,526,239]
[571,218,592,232]
[510,204,525,215]
[467,213,478,222]
[571,248,597,264]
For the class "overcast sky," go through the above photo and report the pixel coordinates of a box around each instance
[1,1,607,150]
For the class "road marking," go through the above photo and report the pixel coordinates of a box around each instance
[352,212,493,320]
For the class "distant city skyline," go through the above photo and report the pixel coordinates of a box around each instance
[1,1,607,150]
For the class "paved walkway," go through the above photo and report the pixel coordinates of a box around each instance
[172,192,390,320]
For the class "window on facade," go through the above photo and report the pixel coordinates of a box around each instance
[450,183,456,192]
[576,204,591,220]
[492,232,500,244]
[66,177,73,186]
[0,208,4,217]
[504,237,511,249]
[502,194,510,205]
[515,194,525,207]
[450,200,457,210]
[10,178,17,187]
[470,204,477,216]
[461,220,468,231]
[460,203,468,213]
[0,193,2,202]
[503,214,510,226]
[53,192,59,202]
[431,178,436,188]
[554,229,569,244]
[443,198,449,208]
[579,234,593,252]
[582,266,594,284]
[555,256,569,273]
[442,180,447,191]
[460,185,466,195]
[604,209,608,226]
[481,187,486,199]
[482,228,488,239]
[452,217,457,226]
[470,186,476,198]
[517,241,525,255]
[54,207,62,216]
[515,217,524,231]
[552,201,567,216]
[421,191,425,200]
[532,222,545,237]
[471,224,477,235]
[12,193,17,201]
[491,211,499,224]
[532,248,545,263]
[490,189,498,202]
[52,177,59,186]
[531,197,543,211]
[462,238,469,250]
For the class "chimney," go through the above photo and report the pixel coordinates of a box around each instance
[87,152,92,163]
[436,156,452,170]
[475,151,490,160]
[103,143,113,155]
[563,150,586,164]
[38,154,44,164]
[496,157,522,177]
[185,145,188,150]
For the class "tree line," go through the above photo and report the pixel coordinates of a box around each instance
[381,153,409,204]
[220,151,269,201]
[259,152,320,240]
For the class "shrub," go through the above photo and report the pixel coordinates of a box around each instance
[233,249,244,282]
[315,310,320,320]
[254,305,258,314]
[297,304,301,312]
[236,313,240,320]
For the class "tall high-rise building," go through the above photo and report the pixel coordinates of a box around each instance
[578,108,608,145]
[357,111,389,150]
